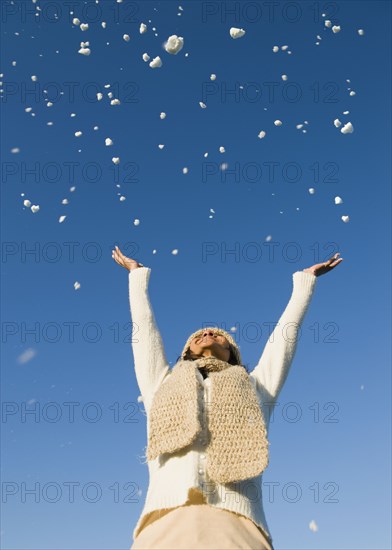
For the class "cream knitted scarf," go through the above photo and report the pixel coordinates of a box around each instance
[146,356,269,484]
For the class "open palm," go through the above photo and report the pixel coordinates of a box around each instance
[112,246,143,271]
[303,252,344,277]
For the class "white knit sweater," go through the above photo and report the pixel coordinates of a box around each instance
[128,267,317,544]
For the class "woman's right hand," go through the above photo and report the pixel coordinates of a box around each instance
[112,245,144,272]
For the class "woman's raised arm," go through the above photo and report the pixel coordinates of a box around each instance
[112,246,170,408]
[250,253,343,405]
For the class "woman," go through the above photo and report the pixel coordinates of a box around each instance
[112,246,343,550]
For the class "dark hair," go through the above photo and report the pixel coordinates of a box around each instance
[176,345,249,373]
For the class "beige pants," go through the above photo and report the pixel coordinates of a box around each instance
[131,502,274,550]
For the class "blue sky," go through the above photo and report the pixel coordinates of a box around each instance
[1,1,391,549]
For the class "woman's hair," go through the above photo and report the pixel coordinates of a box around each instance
[176,345,249,373]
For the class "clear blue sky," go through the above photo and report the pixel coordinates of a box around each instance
[1,1,391,549]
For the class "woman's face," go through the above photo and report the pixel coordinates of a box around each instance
[188,330,231,362]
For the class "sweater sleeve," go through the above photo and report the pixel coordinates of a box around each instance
[128,267,170,405]
[249,271,317,405]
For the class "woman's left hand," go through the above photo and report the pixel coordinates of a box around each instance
[303,252,344,277]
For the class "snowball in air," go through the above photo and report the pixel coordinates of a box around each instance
[133,219,140,226]
[272,46,279,52]
[325,20,332,27]
[258,131,266,139]
[31,205,40,213]
[341,122,354,134]
[281,74,288,81]
[230,27,246,39]
[274,120,282,126]
[358,29,365,35]
[171,249,179,255]
[210,74,217,81]
[123,34,130,42]
[341,215,350,223]
[149,56,162,68]
[308,188,315,194]
[23,199,31,207]
[164,35,184,54]
[219,146,225,153]
[140,23,147,34]
[74,281,81,290]
[335,196,343,204]
[59,215,66,223]
[105,138,113,146]
[334,118,342,127]
[309,520,318,532]
[78,47,91,56]
[97,92,103,100]
[349,91,356,96]
[75,131,82,137]
[332,25,341,33]
[160,112,166,119]
[31,75,38,81]
[142,53,150,62]
[72,17,80,25]
[112,157,120,164]
[182,167,188,174]
[199,101,207,109]
[80,23,89,31]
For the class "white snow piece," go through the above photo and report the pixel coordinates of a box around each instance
[112,157,120,164]
[230,27,246,39]
[341,215,349,223]
[274,120,282,126]
[105,138,113,146]
[258,131,266,139]
[164,35,184,54]
[31,205,40,213]
[334,118,342,127]
[334,196,343,204]
[140,23,147,34]
[142,53,150,62]
[149,56,162,68]
[340,122,354,134]
[332,25,341,33]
